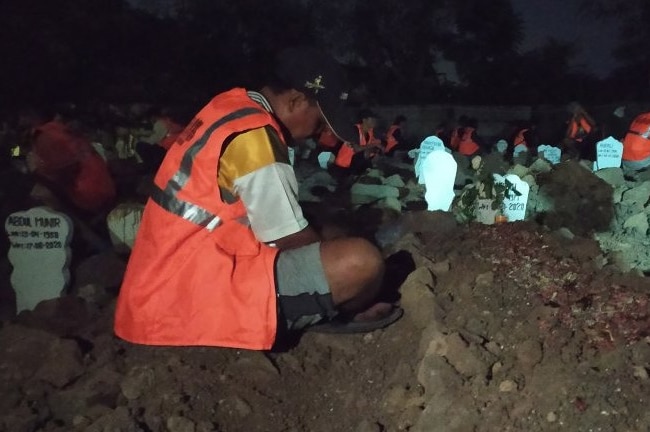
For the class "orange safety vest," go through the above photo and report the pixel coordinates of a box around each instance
[114,88,280,350]
[158,116,185,150]
[334,123,379,167]
[458,127,480,156]
[384,124,401,153]
[567,115,593,142]
[622,112,650,162]
[357,123,380,147]
[513,128,529,148]
[334,142,355,167]
[357,123,381,159]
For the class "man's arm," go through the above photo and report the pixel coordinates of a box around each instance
[220,127,318,248]
[271,225,321,250]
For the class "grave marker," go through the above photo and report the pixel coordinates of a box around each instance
[537,144,562,165]
[594,136,623,170]
[422,151,457,211]
[414,136,451,184]
[317,151,334,169]
[493,174,530,221]
[513,144,528,157]
[5,207,73,313]
[475,199,499,225]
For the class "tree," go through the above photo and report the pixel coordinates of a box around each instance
[579,0,650,100]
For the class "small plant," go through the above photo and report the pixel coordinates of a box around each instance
[454,156,521,222]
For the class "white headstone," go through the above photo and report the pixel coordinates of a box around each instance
[5,207,73,313]
[107,203,145,254]
[475,198,499,225]
[537,144,562,165]
[493,174,530,221]
[595,136,623,170]
[495,139,508,154]
[422,151,457,211]
[513,144,528,157]
[317,151,334,169]
[415,136,451,184]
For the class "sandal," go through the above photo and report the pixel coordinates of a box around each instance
[306,305,404,334]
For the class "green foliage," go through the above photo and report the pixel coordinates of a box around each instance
[453,157,521,223]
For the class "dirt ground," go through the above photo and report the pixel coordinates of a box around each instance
[2,159,650,432]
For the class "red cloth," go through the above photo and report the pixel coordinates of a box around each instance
[32,121,116,212]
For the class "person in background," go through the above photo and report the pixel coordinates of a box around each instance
[510,119,539,159]
[21,108,117,254]
[433,119,455,150]
[317,126,341,151]
[312,126,343,168]
[134,107,184,173]
[332,108,384,175]
[563,101,600,160]
[26,109,116,216]
[114,46,403,352]
[603,105,631,141]
[384,115,407,157]
[457,117,482,157]
[621,110,650,170]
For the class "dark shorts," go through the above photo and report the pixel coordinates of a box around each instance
[275,242,337,331]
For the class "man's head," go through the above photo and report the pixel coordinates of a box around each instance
[267,46,353,143]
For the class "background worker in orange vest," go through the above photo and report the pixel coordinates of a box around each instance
[332,109,384,176]
[317,126,341,150]
[26,109,116,216]
[114,46,403,351]
[457,117,482,157]
[384,115,407,157]
[447,115,470,152]
[134,106,184,173]
[510,119,539,158]
[563,101,600,160]
[622,111,650,170]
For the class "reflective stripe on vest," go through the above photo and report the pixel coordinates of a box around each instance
[150,107,263,229]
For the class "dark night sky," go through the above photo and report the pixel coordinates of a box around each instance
[511,0,620,78]
[130,0,621,78]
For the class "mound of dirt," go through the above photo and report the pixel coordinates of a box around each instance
[2,209,650,431]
